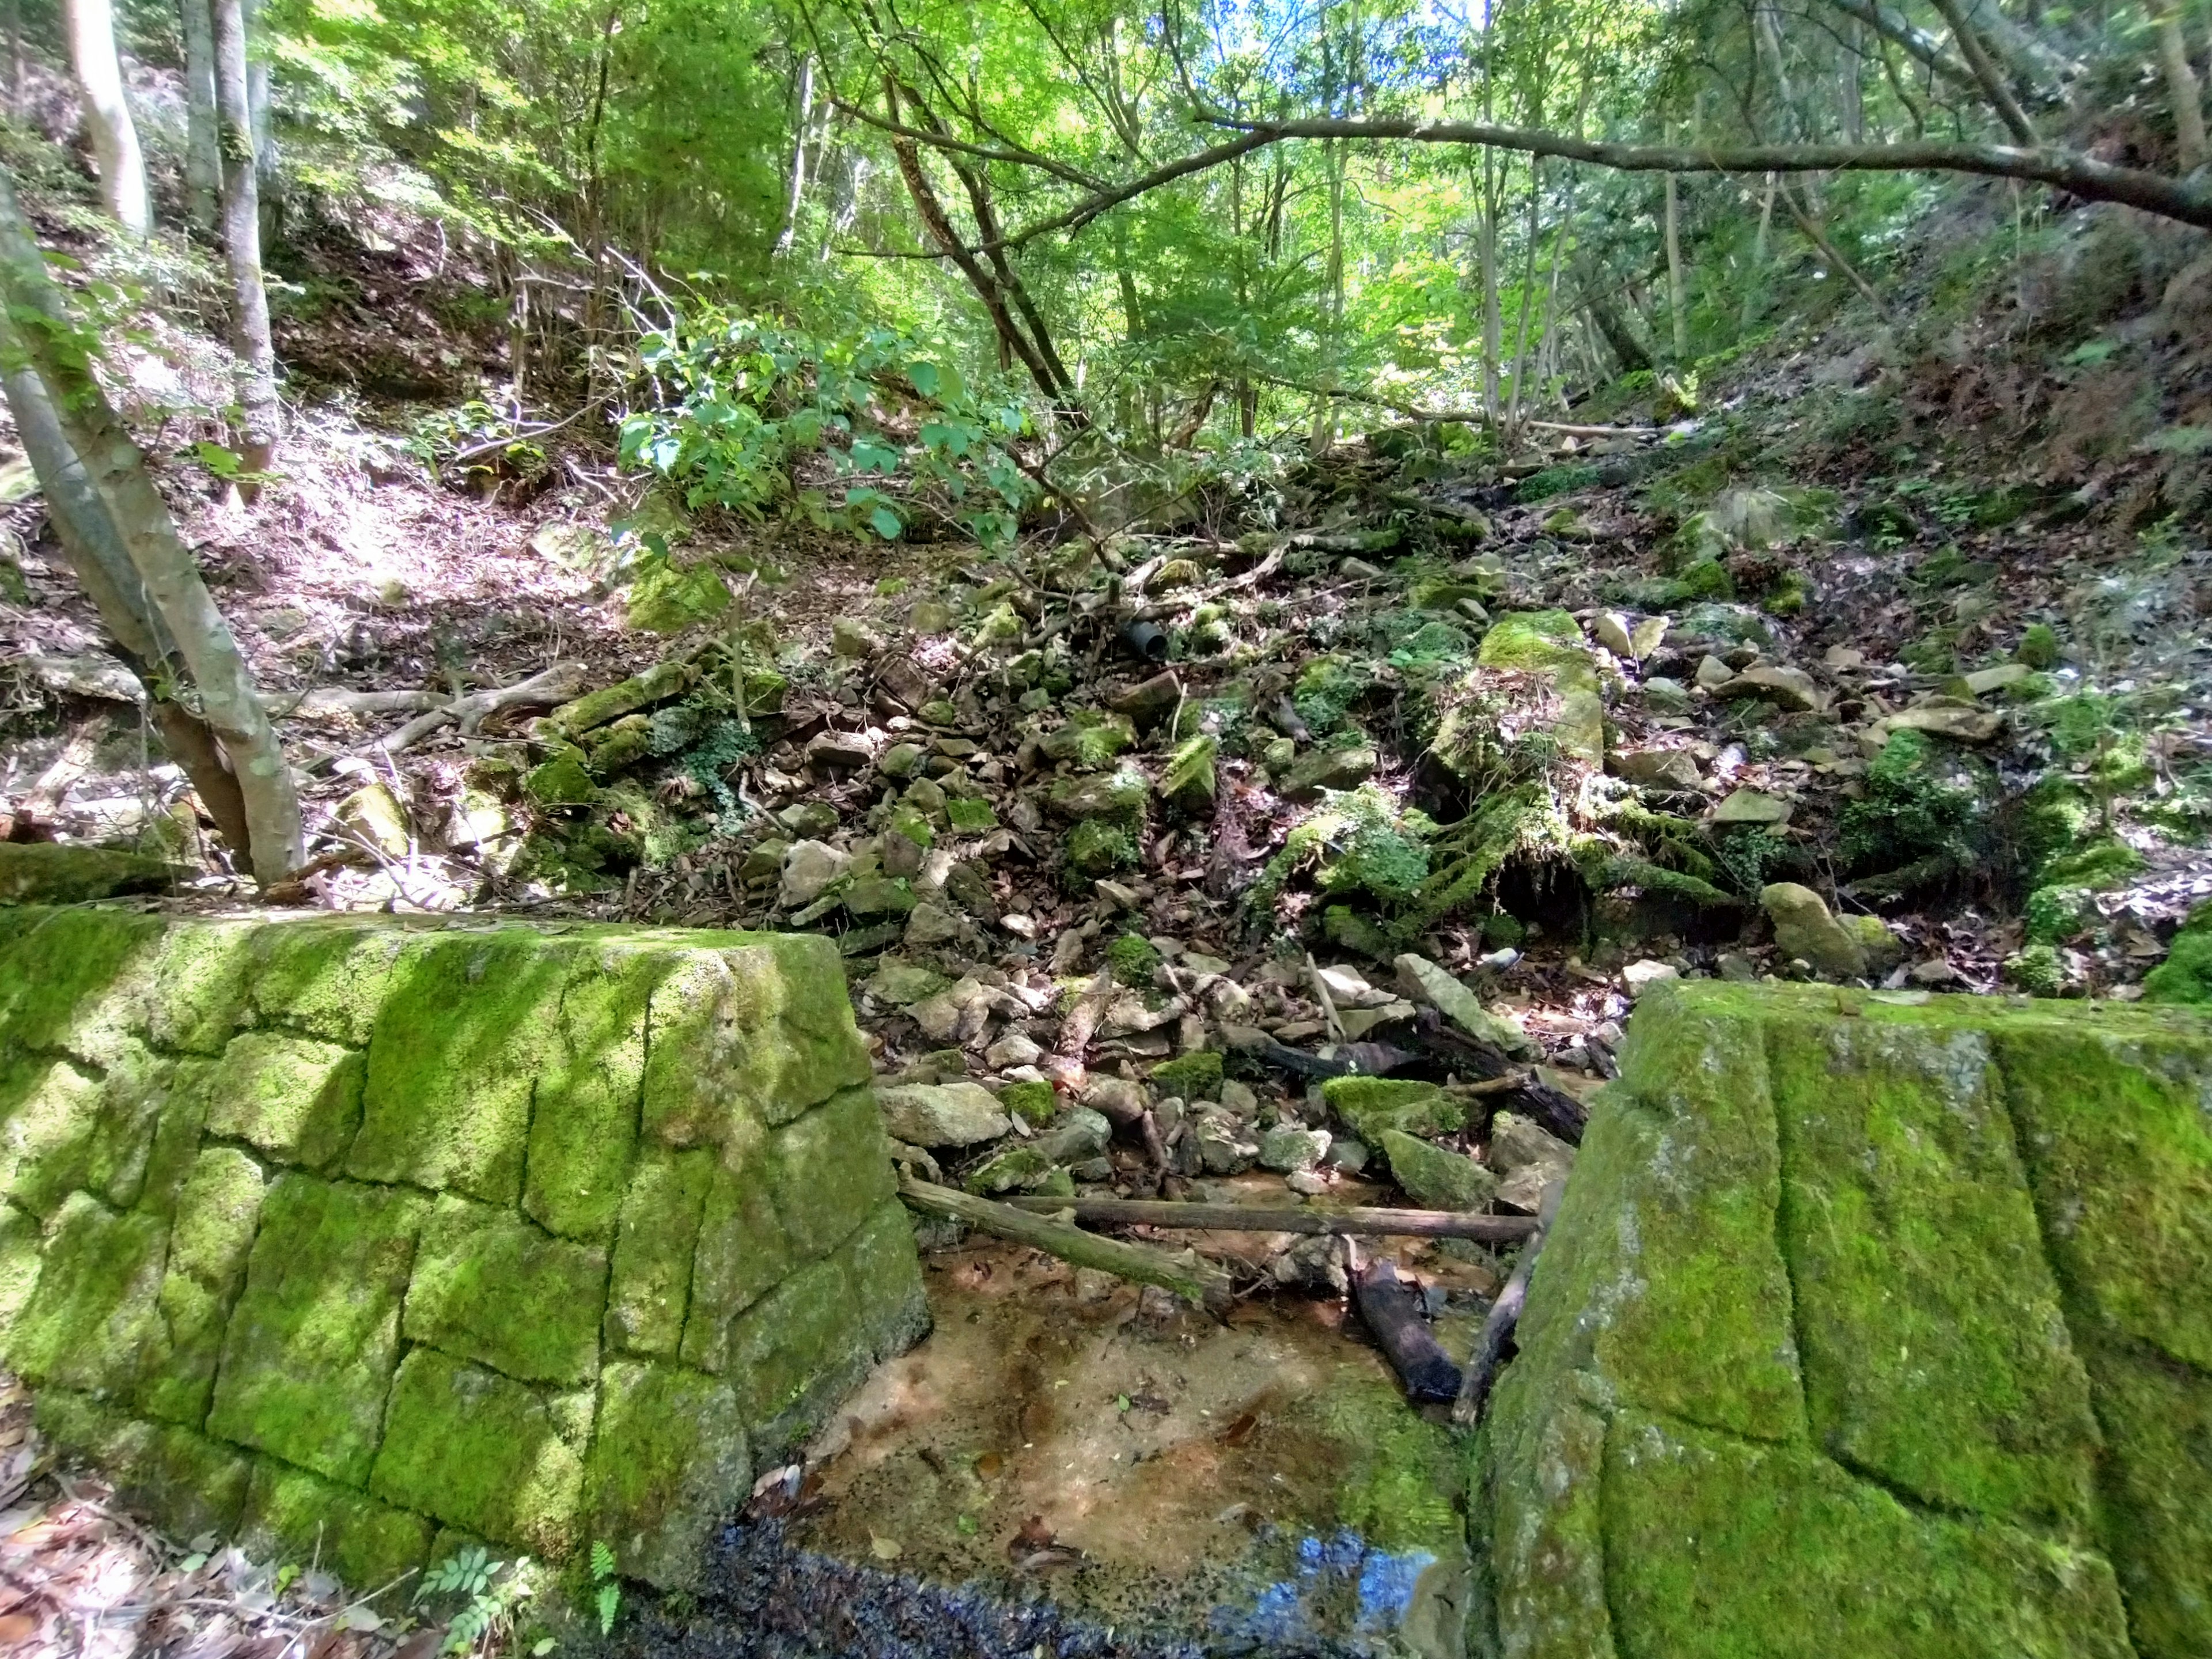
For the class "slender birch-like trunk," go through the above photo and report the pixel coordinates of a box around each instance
[213,0,279,480]
[63,0,149,234]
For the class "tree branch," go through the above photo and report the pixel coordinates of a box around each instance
[1925,0,2039,145]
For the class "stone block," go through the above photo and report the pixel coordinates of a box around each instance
[240,1460,434,1592]
[6,1193,166,1397]
[246,921,412,1048]
[36,1389,252,1540]
[768,1085,896,1261]
[138,1147,266,1426]
[403,1196,607,1385]
[586,1361,751,1589]
[209,1175,427,1486]
[679,1154,791,1374]
[370,1348,585,1560]
[721,1250,861,1428]
[350,931,569,1203]
[605,1145,712,1358]
[522,949,653,1240]
[203,1031,363,1171]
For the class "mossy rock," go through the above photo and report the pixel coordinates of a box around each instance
[1064,820,1138,882]
[1148,1049,1223,1102]
[586,1359,751,1589]
[1480,980,2212,1659]
[625,560,733,634]
[0,842,183,904]
[525,747,599,808]
[2145,903,2212,1005]
[1320,1077,1463,1142]
[1475,611,1604,764]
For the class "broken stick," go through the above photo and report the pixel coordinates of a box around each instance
[899,1176,1235,1314]
[1349,1247,1462,1405]
[1453,1176,1566,1427]
[998,1195,1539,1243]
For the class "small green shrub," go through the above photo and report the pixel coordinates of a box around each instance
[1108,933,1163,985]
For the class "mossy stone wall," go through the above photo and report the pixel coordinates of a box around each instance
[1479,980,2212,1659]
[0,907,927,1592]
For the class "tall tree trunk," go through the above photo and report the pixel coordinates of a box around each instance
[1504,162,1543,435]
[2148,0,2208,172]
[1741,172,1777,334]
[1478,149,1501,414]
[0,313,253,859]
[63,0,149,234]
[0,168,300,882]
[212,0,279,480]
[179,0,220,236]
[243,0,274,190]
[1664,172,1688,358]
[775,55,813,255]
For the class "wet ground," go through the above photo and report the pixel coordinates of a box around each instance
[627,1223,1502,1659]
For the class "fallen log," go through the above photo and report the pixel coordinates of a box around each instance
[999,1195,1539,1243]
[370,661,588,754]
[1454,1176,1566,1427]
[1350,1250,1461,1404]
[899,1176,1235,1313]
[279,687,448,719]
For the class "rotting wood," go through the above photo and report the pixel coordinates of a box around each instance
[900,1175,1235,1313]
[1349,1244,1463,1404]
[1454,1175,1566,1427]
[367,661,588,754]
[999,1195,1540,1243]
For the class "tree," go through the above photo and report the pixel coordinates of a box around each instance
[180,0,222,236]
[212,0,280,479]
[62,0,149,234]
[0,166,302,884]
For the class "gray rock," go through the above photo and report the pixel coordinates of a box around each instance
[832,618,881,657]
[876,1081,1011,1147]
[1394,953,1537,1058]
[1195,1112,1259,1175]
[1613,748,1701,791]
[904,901,964,947]
[1694,654,1736,690]
[1641,675,1693,713]
[1260,1126,1332,1173]
[1035,1107,1114,1164]
[1720,664,1824,713]
[1489,1111,1577,1181]
[1593,611,1636,658]
[1623,959,1681,998]
[866,959,950,1007]
[879,742,925,779]
[1280,744,1378,800]
[1760,882,1868,980]
[1713,788,1793,825]
[1716,951,1759,983]
[1109,670,1183,730]
[986,1031,1044,1069]
[779,839,850,907]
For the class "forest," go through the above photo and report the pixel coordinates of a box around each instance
[0,0,2210,1653]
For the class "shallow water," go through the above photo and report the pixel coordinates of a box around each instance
[626,1230,1494,1659]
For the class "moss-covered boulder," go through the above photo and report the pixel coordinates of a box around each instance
[1475,609,1605,765]
[0,909,924,1592]
[2145,900,2211,1005]
[1479,980,2212,1659]
[624,560,732,634]
[0,842,184,903]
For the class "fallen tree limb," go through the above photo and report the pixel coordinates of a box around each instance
[1000,1194,1539,1242]
[279,688,448,719]
[1350,1246,1462,1404]
[1455,1176,1566,1427]
[900,1175,1236,1312]
[369,661,588,755]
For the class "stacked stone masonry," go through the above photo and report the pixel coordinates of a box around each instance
[1480,980,2212,1659]
[0,907,927,1592]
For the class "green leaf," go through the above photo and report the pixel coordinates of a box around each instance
[596,1582,621,1636]
[908,361,941,397]
[869,505,904,540]
[590,1540,616,1582]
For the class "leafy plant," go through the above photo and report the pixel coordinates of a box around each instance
[590,1539,620,1637]
[416,1546,539,1657]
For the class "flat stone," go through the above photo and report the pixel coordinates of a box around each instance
[780,840,850,908]
[1761,882,1868,980]
[1109,671,1183,730]
[1279,744,1379,800]
[1613,748,1702,791]
[903,901,963,948]
[1489,1111,1577,1183]
[1594,612,1636,658]
[1624,959,1682,998]
[1394,953,1537,1058]
[878,742,925,779]
[832,618,881,658]
[1695,654,1736,690]
[1713,788,1793,825]
[1642,675,1692,713]
[985,1031,1044,1069]
[1877,701,2005,744]
[1378,1130,1496,1211]
[806,731,873,774]
[874,1082,1010,1147]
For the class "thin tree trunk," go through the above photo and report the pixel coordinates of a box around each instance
[1778,178,1887,313]
[1927,0,2039,145]
[1741,172,1777,333]
[1479,149,1501,413]
[2148,0,2208,172]
[212,0,279,480]
[1503,161,1543,436]
[0,169,300,882]
[179,0,220,236]
[63,0,149,234]
[775,55,813,255]
[1664,172,1688,358]
[243,0,274,190]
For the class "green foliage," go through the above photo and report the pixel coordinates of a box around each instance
[418,1545,539,1656]
[618,308,1038,551]
[590,1538,621,1635]
[1838,730,1994,882]
[1514,464,1601,504]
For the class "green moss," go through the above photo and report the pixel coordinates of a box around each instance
[719,1249,863,1429]
[1600,1410,2131,1659]
[2145,903,2212,1004]
[2039,838,2146,889]
[548,660,697,740]
[999,1080,1057,1125]
[403,1196,608,1385]
[945,798,998,834]
[587,1360,751,1590]
[0,1202,37,1344]
[1513,463,1600,503]
[245,921,412,1048]
[1764,1012,2099,1529]
[1047,768,1149,826]
[2016,623,2061,669]
[370,1347,585,1560]
[1159,734,1218,815]
[240,1460,434,1590]
[202,1032,363,1171]
[35,1391,252,1541]
[524,950,656,1240]
[625,560,732,634]
[1836,729,1994,885]
[138,1148,266,1426]
[1473,613,1604,765]
[0,907,162,1058]
[526,747,599,808]
[135,922,257,1054]
[2005,943,2066,996]
[350,933,566,1203]
[843,1198,929,1361]
[6,1191,166,1397]
[1107,934,1162,986]
[208,1175,427,1487]
[1063,819,1138,881]
[1147,1050,1223,1101]
[1313,1377,1463,1552]
[605,1145,713,1357]
[1320,1077,1463,1142]
[1041,709,1135,768]
[2024,884,2096,945]
[766,1085,896,1261]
